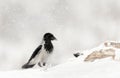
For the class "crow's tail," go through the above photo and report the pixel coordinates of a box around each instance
[22,63,35,69]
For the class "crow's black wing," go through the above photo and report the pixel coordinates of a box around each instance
[28,45,42,63]
[22,45,42,69]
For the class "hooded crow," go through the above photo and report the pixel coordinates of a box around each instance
[22,33,57,69]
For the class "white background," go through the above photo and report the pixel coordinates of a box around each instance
[0,0,120,71]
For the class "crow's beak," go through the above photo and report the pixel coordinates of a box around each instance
[54,37,57,40]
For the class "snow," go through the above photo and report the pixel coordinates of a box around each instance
[0,44,120,78]
[0,0,120,78]
[0,57,120,78]
[0,0,120,70]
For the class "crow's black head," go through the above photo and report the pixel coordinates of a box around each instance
[43,33,57,41]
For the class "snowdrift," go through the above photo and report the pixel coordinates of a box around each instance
[0,41,120,78]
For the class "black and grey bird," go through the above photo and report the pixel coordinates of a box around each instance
[22,33,57,69]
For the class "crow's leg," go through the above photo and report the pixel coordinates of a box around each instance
[38,62,46,67]
[38,62,42,67]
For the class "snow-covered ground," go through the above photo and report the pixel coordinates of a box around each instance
[0,56,120,78]
[1,58,120,78]
[0,43,120,78]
